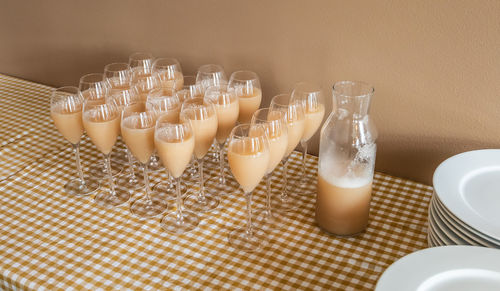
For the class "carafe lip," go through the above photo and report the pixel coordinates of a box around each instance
[333,81,374,98]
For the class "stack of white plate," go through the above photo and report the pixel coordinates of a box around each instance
[428,149,500,248]
[376,246,500,291]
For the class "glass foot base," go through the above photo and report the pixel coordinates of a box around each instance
[253,208,286,230]
[130,197,168,219]
[114,173,143,190]
[228,227,266,253]
[64,177,99,196]
[160,211,200,234]
[152,181,188,201]
[94,188,131,207]
[183,193,219,213]
[285,176,316,195]
[271,193,299,212]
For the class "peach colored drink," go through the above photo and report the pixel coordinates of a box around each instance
[228,138,270,193]
[285,119,305,156]
[159,71,184,91]
[189,113,218,159]
[214,99,239,143]
[266,132,288,173]
[121,116,155,164]
[237,88,262,123]
[316,174,372,236]
[303,104,325,141]
[155,131,195,178]
[51,106,83,145]
[83,112,120,154]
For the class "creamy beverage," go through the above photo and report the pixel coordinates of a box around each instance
[121,115,155,164]
[228,138,270,193]
[266,132,288,173]
[154,108,180,124]
[51,106,83,145]
[237,88,262,123]
[83,111,121,154]
[155,130,195,178]
[316,174,372,236]
[302,104,325,141]
[159,71,184,91]
[285,119,305,156]
[214,99,239,143]
[189,113,218,159]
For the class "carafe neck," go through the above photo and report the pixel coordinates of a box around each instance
[333,81,374,119]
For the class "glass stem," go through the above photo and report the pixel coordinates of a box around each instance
[198,159,206,202]
[72,143,85,186]
[127,149,136,179]
[104,153,116,196]
[175,177,184,223]
[142,163,152,205]
[245,192,253,237]
[300,140,308,179]
[218,141,226,184]
[265,173,272,215]
[281,158,289,200]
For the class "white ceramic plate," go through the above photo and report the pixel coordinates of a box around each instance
[433,149,500,240]
[376,246,500,291]
[429,201,469,245]
[431,198,500,248]
[433,192,500,245]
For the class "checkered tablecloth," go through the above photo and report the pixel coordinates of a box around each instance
[0,74,434,290]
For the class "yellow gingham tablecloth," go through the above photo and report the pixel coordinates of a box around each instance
[0,74,434,290]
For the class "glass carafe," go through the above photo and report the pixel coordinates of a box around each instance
[316,81,377,236]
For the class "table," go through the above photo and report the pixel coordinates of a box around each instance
[0,74,433,290]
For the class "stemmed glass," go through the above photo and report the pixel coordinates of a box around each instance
[227,124,270,252]
[155,115,200,233]
[204,85,239,186]
[228,71,262,124]
[288,82,325,194]
[269,94,305,211]
[146,88,183,199]
[104,63,134,92]
[153,57,184,91]
[83,100,130,207]
[196,64,227,92]
[180,98,220,212]
[175,76,204,102]
[106,88,143,189]
[79,73,123,178]
[121,102,168,218]
[50,87,100,196]
[128,52,154,77]
[251,109,288,228]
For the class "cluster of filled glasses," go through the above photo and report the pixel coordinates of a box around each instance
[50,52,325,252]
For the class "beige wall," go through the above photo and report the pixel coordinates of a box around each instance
[1,0,500,184]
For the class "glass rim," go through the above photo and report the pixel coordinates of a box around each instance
[104,62,130,73]
[79,73,105,84]
[229,70,258,82]
[197,64,224,74]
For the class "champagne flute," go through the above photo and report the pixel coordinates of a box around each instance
[79,73,123,178]
[155,116,200,233]
[251,109,288,228]
[196,64,227,93]
[104,63,133,92]
[106,88,143,189]
[153,57,184,91]
[129,52,154,77]
[228,71,262,124]
[83,101,130,207]
[50,87,100,196]
[121,102,168,218]
[204,85,239,186]
[180,98,220,212]
[227,124,270,252]
[146,88,184,199]
[269,94,306,211]
[288,82,325,194]
[133,70,161,102]
[175,76,204,103]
